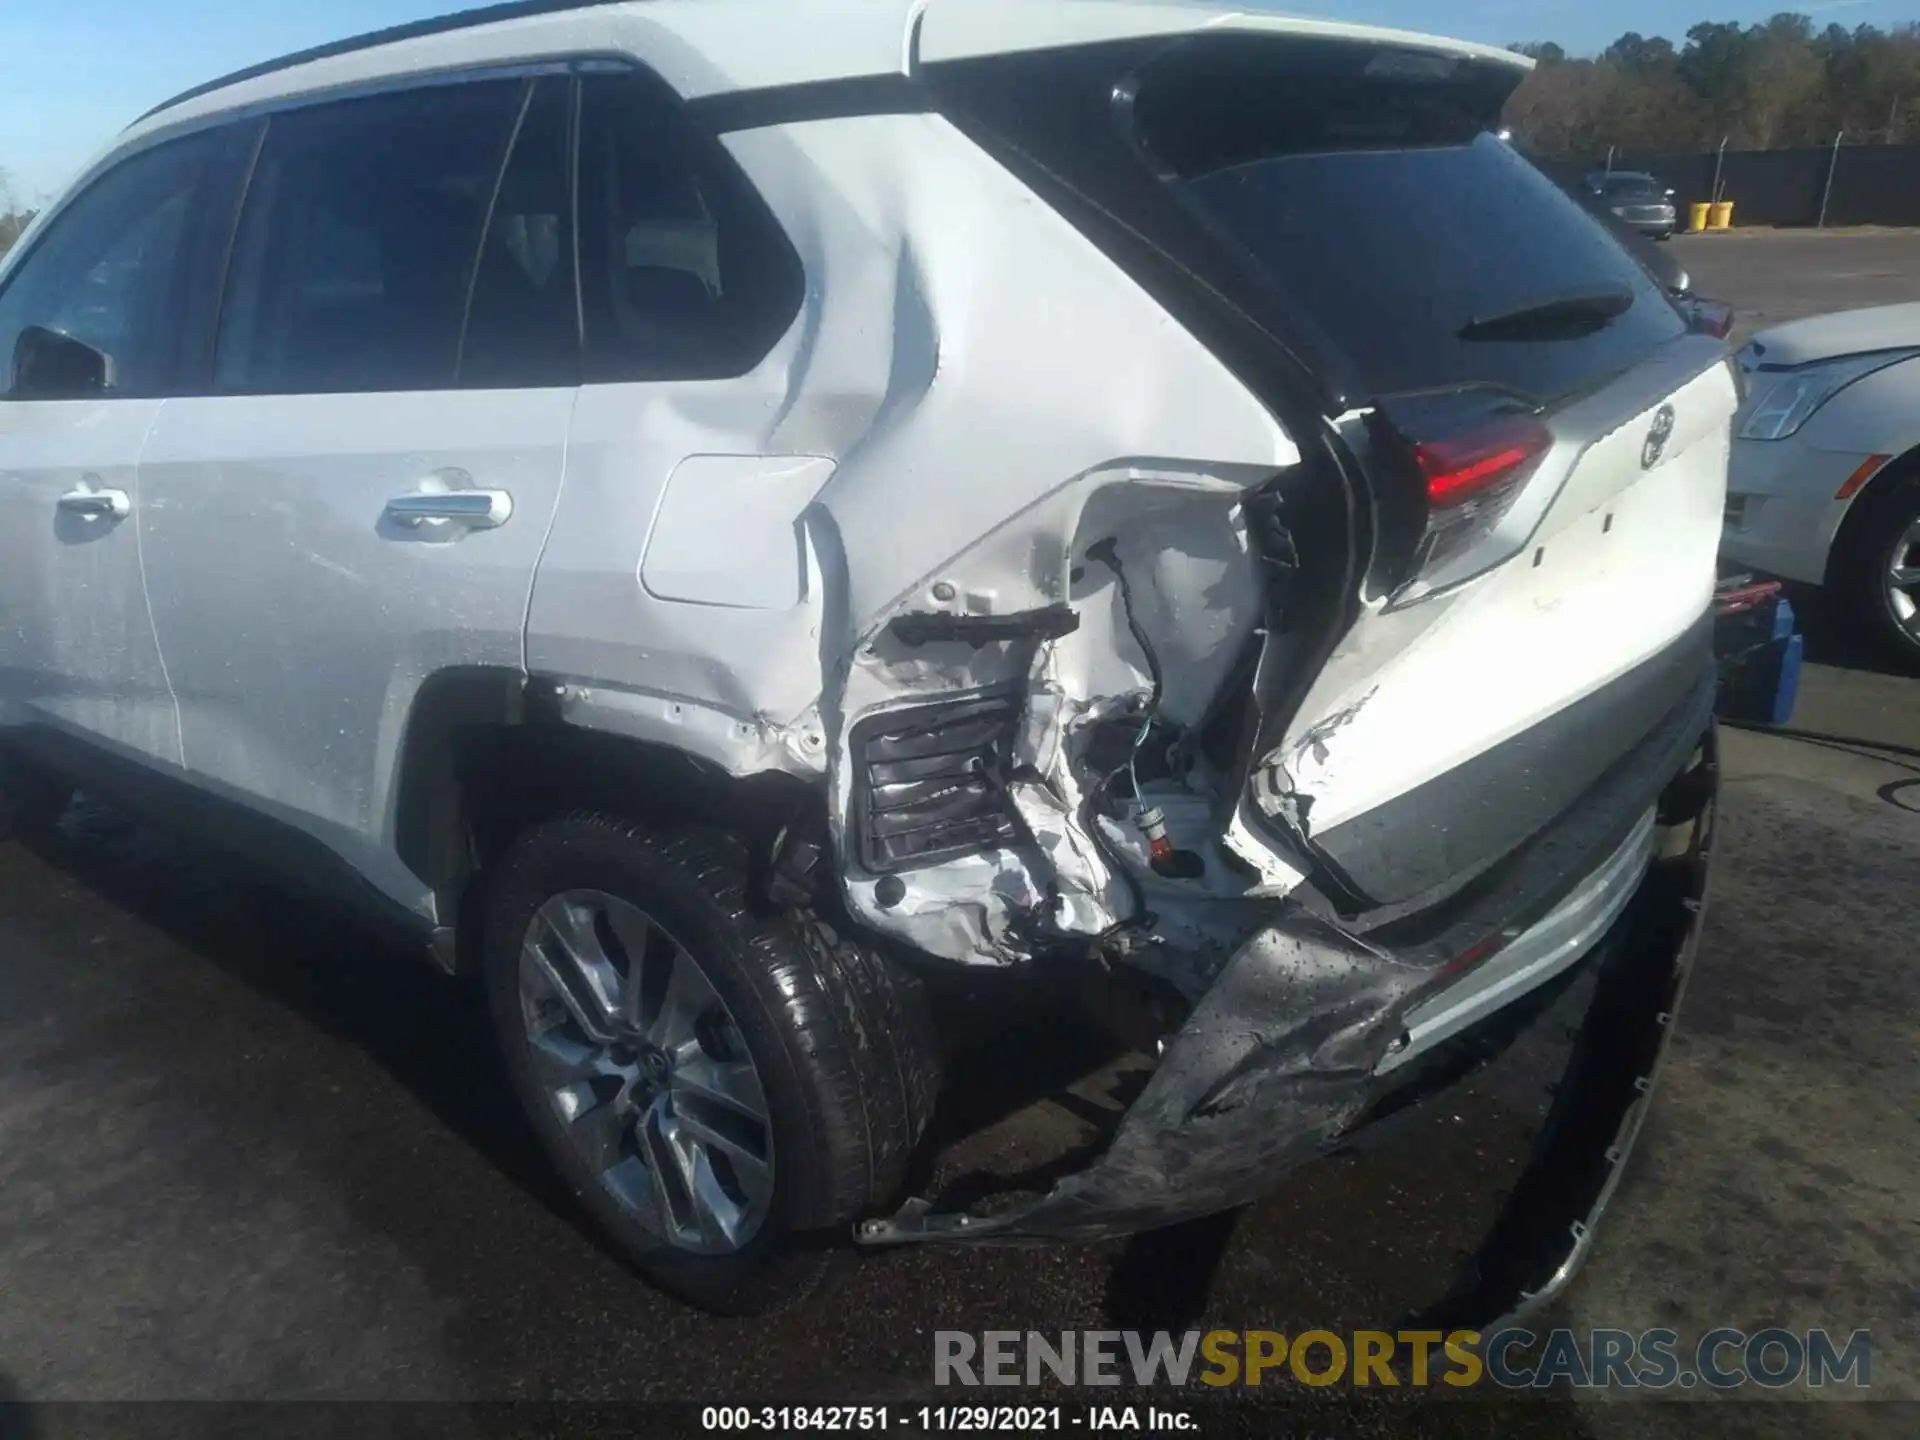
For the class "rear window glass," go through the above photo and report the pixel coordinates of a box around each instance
[1137,59,1686,410]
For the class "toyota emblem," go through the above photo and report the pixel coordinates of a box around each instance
[1641,404,1676,470]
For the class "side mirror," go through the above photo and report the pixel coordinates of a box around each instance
[11,324,113,399]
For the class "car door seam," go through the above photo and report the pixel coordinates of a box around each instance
[521,386,584,674]
[131,397,187,768]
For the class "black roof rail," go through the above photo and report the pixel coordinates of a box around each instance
[131,0,640,127]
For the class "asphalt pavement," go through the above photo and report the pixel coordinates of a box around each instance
[1673,227,1920,343]
[0,232,1914,1437]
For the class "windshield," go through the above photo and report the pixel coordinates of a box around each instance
[1604,176,1666,201]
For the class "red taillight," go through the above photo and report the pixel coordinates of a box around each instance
[1684,297,1735,340]
[1413,415,1554,506]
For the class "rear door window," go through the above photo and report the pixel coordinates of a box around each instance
[1133,42,1687,412]
[214,79,524,394]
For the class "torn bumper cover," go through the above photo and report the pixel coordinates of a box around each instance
[856,707,1719,1272]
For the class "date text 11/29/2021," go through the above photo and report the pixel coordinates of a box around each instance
[702,1407,1195,1432]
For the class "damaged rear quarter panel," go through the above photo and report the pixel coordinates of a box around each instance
[714,114,1307,964]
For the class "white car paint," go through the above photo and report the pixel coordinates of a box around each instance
[1724,304,1920,587]
[915,0,1531,72]
[0,395,184,767]
[0,0,1729,987]
[136,389,577,916]
[530,105,1299,962]
[1263,349,1732,844]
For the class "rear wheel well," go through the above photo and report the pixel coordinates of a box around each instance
[391,669,826,974]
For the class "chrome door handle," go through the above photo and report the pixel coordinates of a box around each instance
[383,489,513,530]
[57,486,132,520]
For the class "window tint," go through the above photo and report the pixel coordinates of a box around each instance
[0,130,229,398]
[214,80,524,394]
[459,76,579,389]
[1175,137,1686,410]
[1133,42,1687,410]
[576,72,802,383]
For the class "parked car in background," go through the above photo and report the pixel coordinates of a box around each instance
[1723,303,1920,668]
[1,0,1736,1317]
[1585,170,1678,240]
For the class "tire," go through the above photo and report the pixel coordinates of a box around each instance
[0,751,73,841]
[1832,464,1920,673]
[479,813,939,1314]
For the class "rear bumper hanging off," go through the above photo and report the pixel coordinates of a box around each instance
[856,724,1719,1302]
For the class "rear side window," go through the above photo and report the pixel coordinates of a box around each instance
[0,129,233,398]
[575,71,803,383]
[1134,43,1686,410]
[214,80,525,394]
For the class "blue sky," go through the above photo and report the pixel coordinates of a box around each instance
[3,0,1917,202]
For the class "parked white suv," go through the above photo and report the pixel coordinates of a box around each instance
[0,0,1734,1315]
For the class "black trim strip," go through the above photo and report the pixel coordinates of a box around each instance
[1407,730,1718,1331]
[687,72,931,134]
[455,78,538,381]
[199,118,269,392]
[132,0,632,125]
[1309,612,1717,912]
[566,73,586,356]
[887,604,1080,648]
[1366,655,1717,960]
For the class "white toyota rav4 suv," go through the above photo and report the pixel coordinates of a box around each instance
[0,0,1733,1315]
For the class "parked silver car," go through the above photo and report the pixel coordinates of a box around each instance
[1723,303,1920,666]
[1586,170,1679,240]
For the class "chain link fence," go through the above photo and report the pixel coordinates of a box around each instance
[1540,141,1920,228]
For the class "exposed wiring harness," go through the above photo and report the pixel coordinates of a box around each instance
[1086,537,1167,800]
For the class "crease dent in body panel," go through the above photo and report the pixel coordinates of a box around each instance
[711,114,1303,967]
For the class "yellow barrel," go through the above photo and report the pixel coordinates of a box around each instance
[1689,202,1713,233]
[1709,200,1734,230]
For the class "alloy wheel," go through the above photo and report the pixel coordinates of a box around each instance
[518,889,774,1254]
[1887,516,1920,641]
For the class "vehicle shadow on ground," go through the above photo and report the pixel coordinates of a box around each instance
[895,975,1257,1329]
[18,800,1244,1325]
[11,796,1688,1404]
[21,801,577,1222]
[0,1370,37,1440]
[1789,582,1919,679]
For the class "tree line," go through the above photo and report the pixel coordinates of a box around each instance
[2,169,34,258]
[5,14,1919,255]
[1507,14,1920,161]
